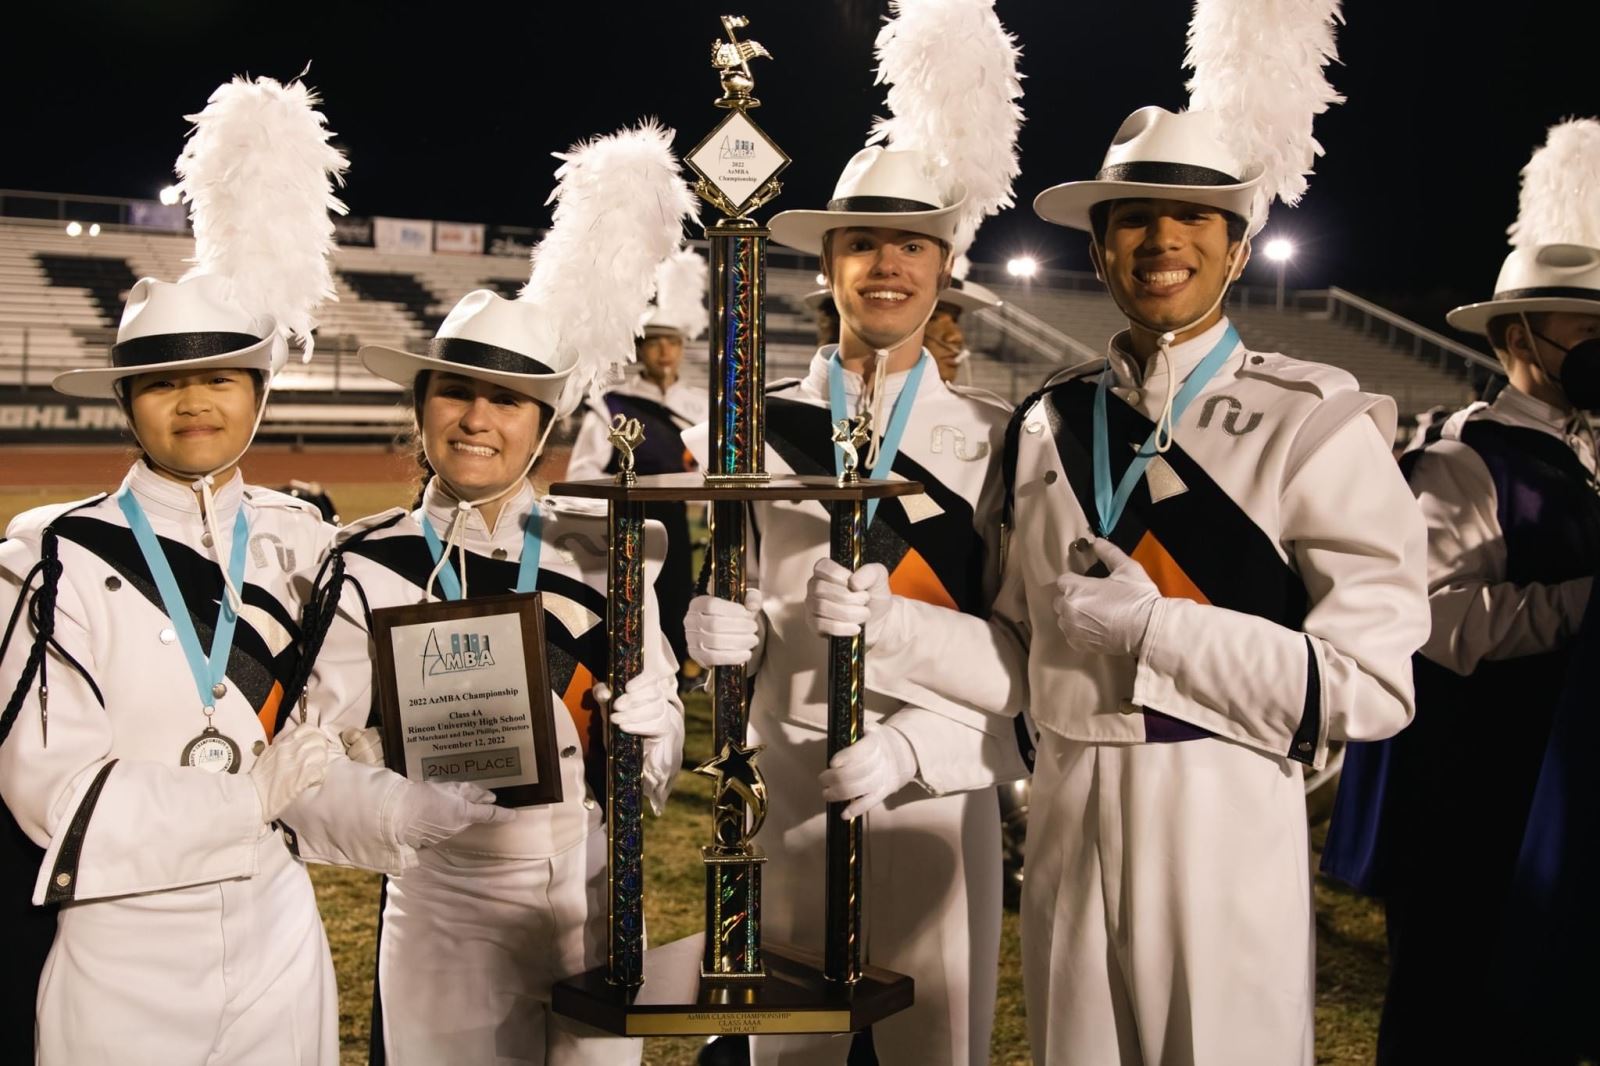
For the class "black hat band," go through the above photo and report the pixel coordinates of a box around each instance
[110,331,262,368]
[1095,161,1242,187]
[1492,286,1600,302]
[826,195,941,213]
[430,337,556,376]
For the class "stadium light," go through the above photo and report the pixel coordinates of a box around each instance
[1262,237,1294,310]
[814,273,826,286]
[65,221,83,237]
[88,223,101,237]
[1006,256,1038,279]
[158,185,180,206]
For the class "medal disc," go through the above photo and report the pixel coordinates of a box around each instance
[182,727,242,774]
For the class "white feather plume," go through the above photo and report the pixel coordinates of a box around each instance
[175,75,348,356]
[868,0,1024,258]
[522,119,697,410]
[649,246,709,342]
[1185,0,1344,229]
[1509,118,1600,248]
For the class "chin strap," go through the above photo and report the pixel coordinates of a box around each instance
[858,296,941,468]
[120,375,278,613]
[422,418,556,602]
[1096,239,1249,454]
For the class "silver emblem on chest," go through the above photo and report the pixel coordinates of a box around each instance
[1196,395,1262,436]
[248,532,296,572]
[930,425,989,461]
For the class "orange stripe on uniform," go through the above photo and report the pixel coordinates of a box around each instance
[888,548,958,611]
[257,682,284,741]
[1131,532,1210,605]
[562,664,597,740]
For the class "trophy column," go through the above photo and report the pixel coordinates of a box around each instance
[606,499,648,988]
[824,495,867,985]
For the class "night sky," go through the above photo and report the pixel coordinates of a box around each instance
[4,1,1597,333]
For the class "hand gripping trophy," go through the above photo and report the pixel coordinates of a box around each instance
[552,13,917,1038]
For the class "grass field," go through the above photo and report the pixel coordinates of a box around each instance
[3,454,1391,1064]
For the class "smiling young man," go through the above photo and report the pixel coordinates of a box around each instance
[818,106,1431,1064]
[682,145,1028,1066]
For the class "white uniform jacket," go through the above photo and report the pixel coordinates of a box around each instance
[285,481,680,872]
[869,319,1431,770]
[1406,386,1597,675]
[0,463,330,903]
[685,348,1027,793]
[567,371,709,481]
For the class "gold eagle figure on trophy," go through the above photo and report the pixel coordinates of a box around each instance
[711,15,771,105]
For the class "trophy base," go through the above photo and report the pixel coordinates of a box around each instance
[549,472,923,504]
[551,933,913,1037]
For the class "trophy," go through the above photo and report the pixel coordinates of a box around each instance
[552,15,915,1035]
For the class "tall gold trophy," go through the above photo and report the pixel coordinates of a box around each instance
[551,16,914,1036]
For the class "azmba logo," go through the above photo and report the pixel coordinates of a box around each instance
[718,135,756,160]
[420,628,496,682]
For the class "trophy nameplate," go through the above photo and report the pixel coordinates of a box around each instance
[371,591,562,808]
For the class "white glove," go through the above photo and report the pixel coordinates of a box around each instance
[806,560,893,647]
[393,779,516,849]
[1053,538,1162,657]
[818,723,919,820]
[685,590,764,667]
[251,725,341,823]
[340,726,386,767]
[594,680,685,813]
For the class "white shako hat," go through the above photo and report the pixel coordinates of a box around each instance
[769,147,967,255]
[360,290,573,410]
[1034,106,1263,235]
[54,274,283,399]
[638,246,708,341]
[1446,244,1600,335]
[937,276,1001,313]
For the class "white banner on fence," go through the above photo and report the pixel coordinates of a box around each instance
[434,222,485,255]
[374,217,434,255]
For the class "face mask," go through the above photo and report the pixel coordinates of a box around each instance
[1532,330,1600,412]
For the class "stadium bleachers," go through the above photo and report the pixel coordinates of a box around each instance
[0,218,1479,419]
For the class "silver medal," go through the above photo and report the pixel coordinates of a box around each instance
[181,726,241,774]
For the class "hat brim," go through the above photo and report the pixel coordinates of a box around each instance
[52,335,278,399]
[358,344,575,409]
[1033,178,1260,232]
[769,203,964,255]
[1445,295,1600,336]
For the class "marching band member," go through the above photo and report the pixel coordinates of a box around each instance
[685,4,1028,1062]
[1325,118,1600,1063]
[0,75,348,1064]
[817,5,1432,1061]
[284,122,694,1066]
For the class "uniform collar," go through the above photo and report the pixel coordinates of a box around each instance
[420,477,539,552]
[803,345,938,407]
[122,460,244,526]
[1106,317,1238,389]
[1492,385,1576,437]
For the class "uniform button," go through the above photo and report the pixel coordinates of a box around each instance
[492,548,508,560]
[159,628,177,645]
[1127,389,1142,404]
[1025,421,1043,435]
[55,872,71,888]
[1119,700,1140,715]
[202,532,214,548]
[212,682,228,700]
[561,745,579,759]
[1296,740,1313,753]
[1251,355,1265,365]
[1043,470,1058,485]
[582,797,597,811]
[252,740,266,756]
[1070,538,1093,553]
[104,576,121,591]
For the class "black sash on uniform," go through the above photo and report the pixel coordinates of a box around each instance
[765,395,988,617]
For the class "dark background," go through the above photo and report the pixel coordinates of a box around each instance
[3,1,1596,334]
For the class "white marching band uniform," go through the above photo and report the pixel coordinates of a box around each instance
[285,480,678,1065]
[566,370,709,482]
[867,320,1430,1064]
[0,463,340,1065]
[688,349,1027,1066]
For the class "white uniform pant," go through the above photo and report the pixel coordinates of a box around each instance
[37,831,336,1066]
[749,716,1001,1066]
[1024,733,1312,1066]
[378,828,640,1066]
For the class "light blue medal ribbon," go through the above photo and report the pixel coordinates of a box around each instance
[1092,324,1241,536]
[827,350,929,526]
[421,507,543,600]
[118,488,250,771]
